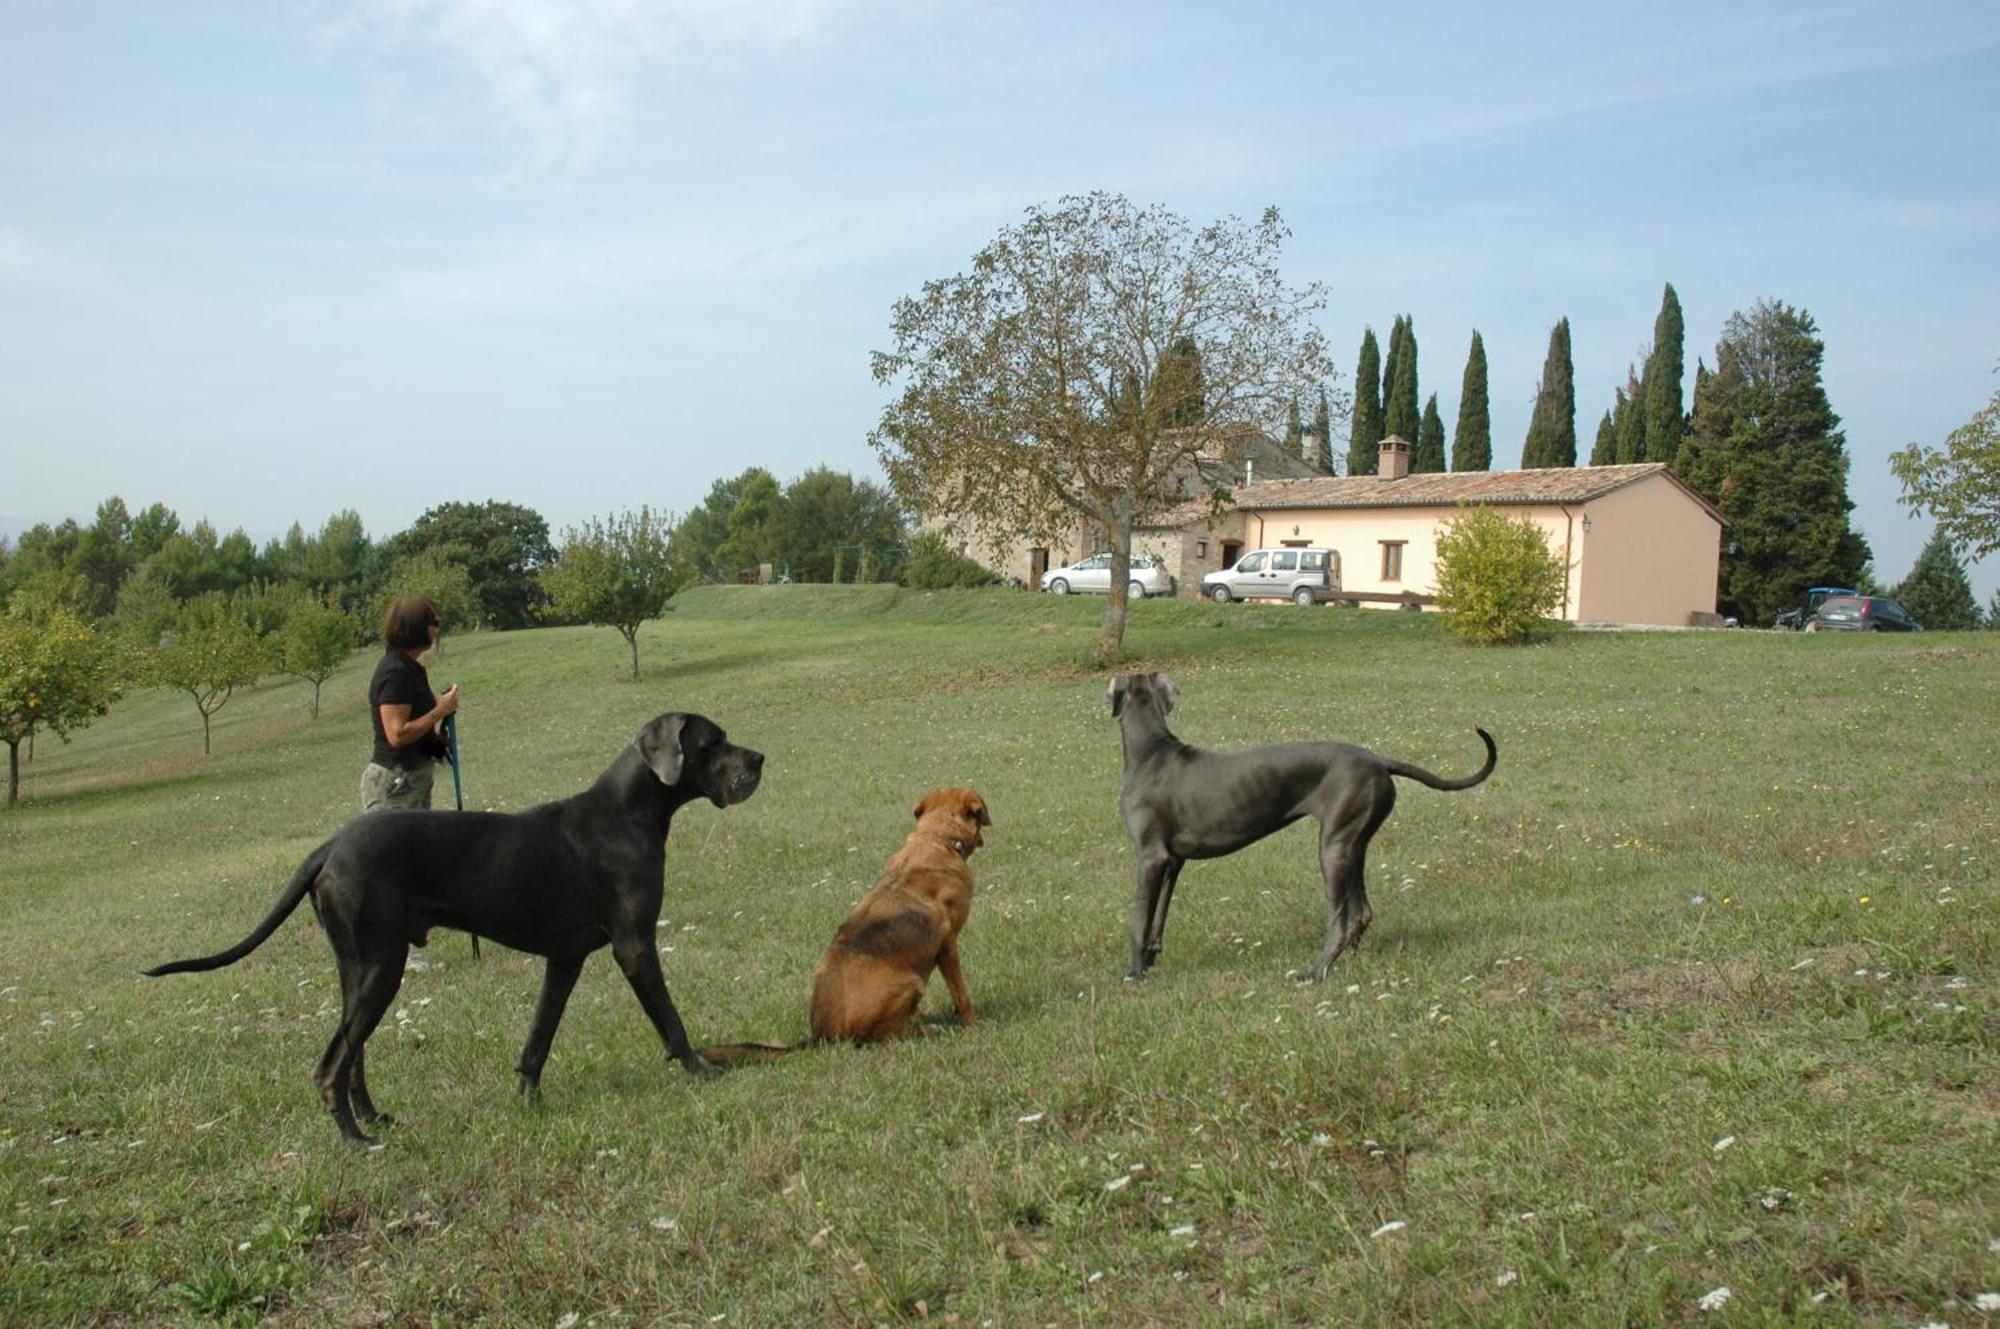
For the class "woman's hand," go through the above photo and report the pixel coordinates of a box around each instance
[437,683,461,718]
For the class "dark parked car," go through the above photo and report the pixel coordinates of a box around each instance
[1774,586,1856,631]
[1807,595,1923,632]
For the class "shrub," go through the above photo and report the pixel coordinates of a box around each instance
[900,530,999,590]
[1432,505,1568,645]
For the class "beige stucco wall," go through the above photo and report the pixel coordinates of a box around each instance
[1571,477,1721,624]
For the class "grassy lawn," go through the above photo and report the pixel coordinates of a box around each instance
[2,585,1995,1326]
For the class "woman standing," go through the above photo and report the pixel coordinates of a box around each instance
[360,595,460,812]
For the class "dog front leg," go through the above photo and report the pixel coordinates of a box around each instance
[1127,851,1172,980]
[517,953,586,1100]
[612,936,720,1079]
[1144,856,1184,968]
[937,939,976,1027]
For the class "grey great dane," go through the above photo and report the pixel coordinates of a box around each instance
[146,712,763,1147]
[1110,672,1495,981]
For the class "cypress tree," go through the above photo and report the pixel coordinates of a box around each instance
[1349,328,1384,475]
[1520,317,1577,468]
[1313,389,1334,472]
[1453,330,1491,470]
[1614,366,1647,463]
[1675,299,1871,625]
[1642,283,1685,464]
[1591,407,1618,466]
[1383,316,1421,445]
[1893,528,1981,629]
[1414,394,1447,472]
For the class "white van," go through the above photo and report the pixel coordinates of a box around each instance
[1201,548,1340,605]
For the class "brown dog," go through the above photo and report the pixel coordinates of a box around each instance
[809,787,990,1043]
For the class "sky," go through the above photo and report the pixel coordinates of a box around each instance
[5,0,1998,604]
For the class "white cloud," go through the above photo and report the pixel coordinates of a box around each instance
[333,0,850,160]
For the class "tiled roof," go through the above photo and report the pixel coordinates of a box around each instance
[1139,463,1723,528]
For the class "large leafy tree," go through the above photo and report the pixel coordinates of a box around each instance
[674,469,779,581]
[1521,317,1577,468]
[389,501,554,630]
[0,601,119,805]
[1383,315,1421,445]
[541,508,689,680]
[1890,375,2000,561]
[1453,331,1491,471]
[1674,299,1870,625]
[766,468,909,583]
[1349,328,1384,475]
[1157,336,1206,428]
[1642,282,1686,464]
[1892,528,1981,629]
[264,510,377,616]
[276,590,361,718]
[870,192,1334,662]
[1413,394,1447,473]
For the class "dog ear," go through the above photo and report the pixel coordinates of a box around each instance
[1150,671,1179,714]
[1109,674,1130,718]
[911,790,933,820]
[637,714,688,786]
[968,795,992,827]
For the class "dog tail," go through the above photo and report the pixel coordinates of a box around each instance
[143,841,331,977]
[696,1040,805,1065]
[1382,728,1497,792]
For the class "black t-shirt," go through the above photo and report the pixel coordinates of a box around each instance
[368,650,441,769]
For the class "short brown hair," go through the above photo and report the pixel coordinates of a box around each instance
[381,596,440,651]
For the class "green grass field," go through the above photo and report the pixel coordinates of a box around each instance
[3,586,1995,1326]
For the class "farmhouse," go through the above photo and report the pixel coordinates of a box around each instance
[1134,437,1725,626]
[938,423,1326,587]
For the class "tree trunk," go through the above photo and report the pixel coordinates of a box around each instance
[6,739,18,806]
[625,629,641,680]
[202,709,212,755]
[311,680,322,719]
[1094,497,1137,666]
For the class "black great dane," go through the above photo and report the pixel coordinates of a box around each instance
[146,712,762,1146]
[1110,672,1495,982]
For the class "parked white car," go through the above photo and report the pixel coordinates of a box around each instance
[1041,553,1175,598]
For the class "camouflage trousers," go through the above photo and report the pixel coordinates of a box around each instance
[359,760,435,813]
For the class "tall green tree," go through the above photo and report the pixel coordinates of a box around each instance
[1414,394,1447,472]
[1313,389,1335,472]
[1613,367,1647,463]
[1590,408,1618,466]
[1890,375,2000,560]
[541,508,689,680]
[388,501,554,630]
[674,469,780,582]
[149,595,268,755]
[1675,299,1870,625]
[1156,336,1206,428]
[1453,331,1491,471]
[1383,316,1421,445]
[375,548,478,636]
[0,602,119,805]
[869,192,1332,664]
[1521,318,1577,468]
[1349,328,1384,475]
[264,510,377,615]
[1892,528,1981,629]
[1642,282,1686,464]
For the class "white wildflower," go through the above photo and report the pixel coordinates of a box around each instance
[1495,1270,1518,1287]
[1696,1287,1730,1311]
[1976,1292,2000,1311]
[1712,1135,1735,1153]
[1103,1175,1131,1192]
[1016,1111,1045,1124]
[1170,1224,1196,1238]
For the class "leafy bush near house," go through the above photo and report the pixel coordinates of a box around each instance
[1433,505,1567,644]
[900,529,999,589]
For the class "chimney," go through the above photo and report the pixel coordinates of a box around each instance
[1378,434,1411,480]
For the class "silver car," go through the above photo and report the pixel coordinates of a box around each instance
[1041,553,1175,598]
[1202,547,1340,605]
